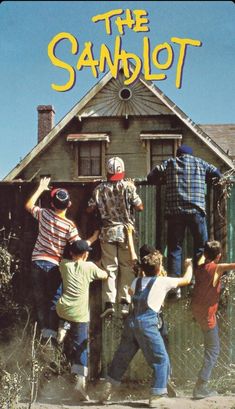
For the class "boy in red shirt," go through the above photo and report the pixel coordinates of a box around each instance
[191,240,235,399]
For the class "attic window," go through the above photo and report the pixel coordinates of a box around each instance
[119,88,132,101]
[67,133,109,178]
[79,141,101,176]
[140,133,182,169]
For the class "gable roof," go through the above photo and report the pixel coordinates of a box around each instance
[4,65,234,181]
[199,124,235,159]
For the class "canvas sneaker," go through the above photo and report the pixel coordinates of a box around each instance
[193,382,218,399]
[71,374,89,401]
[100,302,115,318]
[99,381,112,403]
[149,394,168,408]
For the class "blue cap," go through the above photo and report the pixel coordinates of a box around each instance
[70,240,92,254]
[177,144,193,156]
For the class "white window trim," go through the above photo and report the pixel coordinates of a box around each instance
[67,133,110,142]
[140,133,182,140]
[67,134,109,180]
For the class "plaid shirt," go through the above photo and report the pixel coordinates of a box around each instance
[147,154,221,216]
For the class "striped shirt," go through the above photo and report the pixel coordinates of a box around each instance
[147,154,221,216]
[31,206,80,264]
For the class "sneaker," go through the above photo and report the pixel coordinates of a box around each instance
[149,394,168,408]
[57,320,71,344]
[121,302,130,317]
[167,381,178,397]
[167,287,181,301]
[57,327,67,344]
[71,374,89,401]
[193,381,218,399]
[100,302,115,318]
[99,381,112,403]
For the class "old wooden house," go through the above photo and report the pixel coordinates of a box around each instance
[1,66,235,385]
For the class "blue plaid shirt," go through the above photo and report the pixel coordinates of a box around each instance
[147,155,221,216]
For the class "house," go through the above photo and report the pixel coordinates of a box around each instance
[1,66,235,383]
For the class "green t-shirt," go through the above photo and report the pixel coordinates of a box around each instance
[56,259,107,322]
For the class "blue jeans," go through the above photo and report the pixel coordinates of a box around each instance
[31,260,62,336]
[108,311,170,395]
[198,325,220,382]
[59,319,89,376]
[167,212,208,277]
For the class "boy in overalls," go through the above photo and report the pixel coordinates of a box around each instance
[99,251,192,408]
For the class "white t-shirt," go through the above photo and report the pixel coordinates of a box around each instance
[131,276,181,313]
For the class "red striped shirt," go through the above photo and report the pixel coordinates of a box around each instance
[31,206,80,264]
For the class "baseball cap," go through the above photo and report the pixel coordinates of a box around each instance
[106,156,125,181]
[50,188,70,209]
[176,144,193,156]
[70,240,93,255]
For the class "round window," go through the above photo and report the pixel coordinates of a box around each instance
[119,87,132,101]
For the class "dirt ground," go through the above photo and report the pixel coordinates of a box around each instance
[19,379,235,409]
[20,395,235,409]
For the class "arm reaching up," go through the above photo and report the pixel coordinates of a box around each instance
[213,262,235,287]
[177,258,193,287]
[25,177,51,212]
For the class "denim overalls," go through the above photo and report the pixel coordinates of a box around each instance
[108,277,170,395]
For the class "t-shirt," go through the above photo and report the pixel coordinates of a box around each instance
[56,259,107,322]
[31,206,80,265]
[88,180,142,242]
[191,261,221,330]
[131,276,181,313]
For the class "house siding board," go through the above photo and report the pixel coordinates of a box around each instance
[20,115,184,181]
[21,134,74,181]
[182,129,227,171]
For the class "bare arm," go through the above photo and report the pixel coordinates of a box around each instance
[25,177,51,212]
[213,262,235,287]
[177,258,193,287]
[135,203,144,212]
[86,204,96,214]
[86,229,100,245]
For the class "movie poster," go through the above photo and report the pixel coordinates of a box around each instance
[0,1,235,408]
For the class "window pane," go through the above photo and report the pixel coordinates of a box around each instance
[162,141,174,155]
[151,140,174,167]
[91,158,101,176]
[80,158,91,175]
[90,142,100,156]
[78,142,101,176]
[80,144,90,157]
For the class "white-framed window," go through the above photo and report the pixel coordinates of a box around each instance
[140,133,182,171]
[67,133,110,179]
